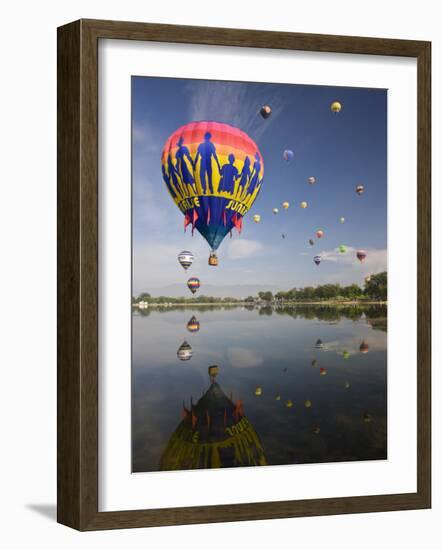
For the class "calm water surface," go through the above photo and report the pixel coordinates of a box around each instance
[132,305,387,472]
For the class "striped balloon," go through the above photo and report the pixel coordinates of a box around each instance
[177,250,194,270]
[187,277,201,294]
[162,121,264,261]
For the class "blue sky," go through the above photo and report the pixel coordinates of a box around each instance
[132,76,387,297]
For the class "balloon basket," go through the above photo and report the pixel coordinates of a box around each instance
[208,252,219,266]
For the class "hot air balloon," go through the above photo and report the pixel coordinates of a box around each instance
[187,277,200,294]
[285,399,293,408]
[300,201,308,209]
[281,234,286,239]
[308,176,316,185]
[311,359,318,368]
[253,214,261,223]
[360,341,369,354]
[255,386,262,396]
[344,381,351,389]
[187,315,200,333]
[260,105,272,119]
[272,207,279,214]
[339,244,347,254]
[162,121,264,265]
[177,341,193,361]
[316,230,324,239]
[313,426,321,434]
[356,184,365,195]
[315,339,324,349]
[365,275,372,284]
[283,149,294,162]
[330,100,342,113]
[309,239,315,246]
[363,413,373,423]
[314,255,321,266]
[319,368,327,376]
[339,217,345,224]
[177,250,194,270]
[282,201,290,209]
[343,350,350,360]
[304,400,312,408]
[356,249,367,263]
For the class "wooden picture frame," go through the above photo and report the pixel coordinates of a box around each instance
[57,18,431,530]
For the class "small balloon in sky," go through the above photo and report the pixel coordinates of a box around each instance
[308,176,316,185]
[316,230,324,239]
[272,208,279,215]
[339,216,345,224]
[282,201,290,209]
[356,184,365,195]
[253,214,261,223]
[300,201,308,209]
[260,105,272,119]
[330,100,342,113]
[283,149,294,162]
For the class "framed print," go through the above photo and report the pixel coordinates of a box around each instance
[57,19,431,530]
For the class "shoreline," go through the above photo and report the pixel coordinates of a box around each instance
[135,300,387,308]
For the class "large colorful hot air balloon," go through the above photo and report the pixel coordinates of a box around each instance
[356,249,367,263]
[177,250,194,270]
[260,105,272,119]
[187,277,200,294]
[314,255,321,266]
[330,101,342,113]
[283,149,294,162]
[162,121,264,265]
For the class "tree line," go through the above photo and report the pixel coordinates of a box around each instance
[133,271,387,304]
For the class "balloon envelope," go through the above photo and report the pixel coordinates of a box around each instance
[162,121,264,255]
[356,185,365,195]
[339,217,345,223]
[300,201,307,209]
[260,105,272,119]
[177,250,194,270]
[316,230,324,239]
[272,208,279,214]
[187,277,200,294]
[283,149,294,162]
[308,176,316,184]
[330,101,342,113]
[314,255,321,266]
[282,201,290,209]
[187,315,200,333]
[356,250,367,263]
[177,341,193,361]
[253,214,261,223]
[339,244,347,253]
[309,239,315,246]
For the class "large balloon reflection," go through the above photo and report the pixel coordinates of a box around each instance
[159,367,267,470]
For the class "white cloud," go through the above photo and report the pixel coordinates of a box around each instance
[227,347,264,368]
[132,123,159,153]
[313,246,387,271]
[226,239,263,260]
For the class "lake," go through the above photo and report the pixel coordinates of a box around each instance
[132,305,387,472]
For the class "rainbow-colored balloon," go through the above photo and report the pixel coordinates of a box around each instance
[161,121,264,263]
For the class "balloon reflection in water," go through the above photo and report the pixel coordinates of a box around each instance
[159,367,267,470]
[319,368,327,376]
[177,341,193,361]
[186,316,200,333]
[285,400,293,408]
[359,341,369,354]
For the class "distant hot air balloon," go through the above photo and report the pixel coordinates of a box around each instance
[177,341,193,361]
[162,121,264,266]
[315,339,324,349]
[308,176,316,185]
[356,249,367,263]
[272,208,279,215]
[281,234,286,239]
[356,184,365,195]
[363,413,373,423]
[283,149,294,162]
[177,250,194,270]
[316,230,324,239]
[255,386,262,396]
[275,394,281,401]
[300,201,308,209]
[282,201,290,209]
[319,368,327,376]
[309,239,315,246]
[360,341,369,354]
[365,275,372,284]
[344,381,351,389]
[253,214,261,223]
[330,100,342,113]
[260,105,272,119]
[314,255,321,266]
[313,426,321,434]
[187,316,200,333]
[343,350,350,360]
[187,277,200,294]
[311,359,318,368]
[339,217,345,224]
[304,400,312,408]
[285,399,293,408]
[339,244,347,254]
